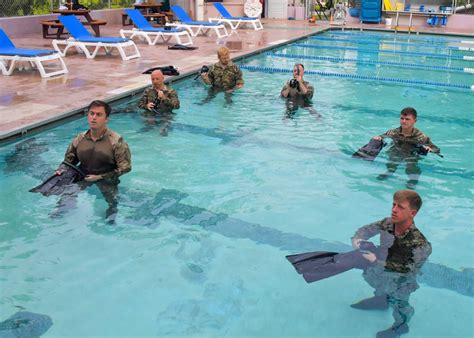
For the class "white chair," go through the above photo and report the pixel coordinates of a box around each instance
[52,15,140,60]
[0,29,67,78]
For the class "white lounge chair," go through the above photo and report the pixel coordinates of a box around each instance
[0,29,67,78]
[167,5,229,38]
[119,9,193,46]
[52,15,140,60]
[209,3,263,31]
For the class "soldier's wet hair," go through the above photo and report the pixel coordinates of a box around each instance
[400,107,417,119]
[217,47,230,58]
[394,190,422,211]
[88,100,112,117]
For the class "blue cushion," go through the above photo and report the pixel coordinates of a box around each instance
[0,48,57,57]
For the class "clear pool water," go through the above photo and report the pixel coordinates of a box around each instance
[1,30,473,337]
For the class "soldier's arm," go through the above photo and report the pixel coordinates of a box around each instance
[302,82,314,99]
[351,218,390,249]
[417,132,440,154]
[101,139,132,180]
[234,65,244,87]
[163,89,180,110]
[281,83,290,97]
[56,135,81,173]
[138,89,151,110]
[413,241,432,269]
[373,128,396,141]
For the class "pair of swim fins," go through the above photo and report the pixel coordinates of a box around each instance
[29,162,85,197]
[352,138,386,161]
[167,44,198,50]
[143,65,180,76]
[286,242,376,283]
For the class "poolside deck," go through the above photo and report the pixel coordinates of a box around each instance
[1,18,473,142]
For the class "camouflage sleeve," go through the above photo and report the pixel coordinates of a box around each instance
[138,88,153,110]
[57,134,82,172]
[380,128,398,139]
[281,83,290,96]
[413,241,432,269]
[414,130,440,153]
[234,65,244,86]
[101,138,132,180]
[352,218,391,242]
[163,89,180,110]
[208,66,216,86]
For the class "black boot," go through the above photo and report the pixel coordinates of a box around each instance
[376,323,409,338]
[351,295,389,310]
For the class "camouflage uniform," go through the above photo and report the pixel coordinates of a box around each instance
[281,80,314,101]
[58,128,131,181]
[208,61,244,91]
[138,86,180,114]
[352,217,432,327]
[56,128,131,220]
[379,127,440,187]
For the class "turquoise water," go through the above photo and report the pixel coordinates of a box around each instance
[0,30,473,337]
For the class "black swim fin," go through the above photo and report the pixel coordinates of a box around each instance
[0,311,53,338]
[29,162,84,197]
[142,65,180,76]
[286,248,372,283]
[352,139,386,161]
[168,44,198,50]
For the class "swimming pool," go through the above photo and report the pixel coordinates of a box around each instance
[0,29,473,337]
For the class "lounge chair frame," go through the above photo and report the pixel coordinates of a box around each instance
[0,53,68,78]
[52,16,140,60]
[168,5,229,38]
[53,38,140,60]
[209,3,263,31]
[119,9,193,46]
[0,29,67,78]
[120,28,193,46]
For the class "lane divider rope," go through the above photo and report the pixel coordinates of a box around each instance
[268,52,474,74]
[293,43,471,61]
[309,36,474,52]
[329,30,469,44]
[240,65,474,91]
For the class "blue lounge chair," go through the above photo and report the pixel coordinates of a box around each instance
[52,15,140,60]
[167,5,228,38]
[0,29,67,78]
[210,3,263,30]
[119,9,193,46]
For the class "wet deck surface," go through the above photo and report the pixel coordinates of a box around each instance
[1,18,472,141]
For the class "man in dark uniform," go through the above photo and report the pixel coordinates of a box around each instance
[56,100,131,221]
[373,107,440,189]
[280,63,319,119]
[200,47,244,105]
[138,69,180,135]
[351,190,432,338]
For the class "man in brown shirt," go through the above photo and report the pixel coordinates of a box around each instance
[138,70,180,135]
[56,100,131,221]
[373,107,440,189]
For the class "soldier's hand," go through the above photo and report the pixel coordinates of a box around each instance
[373,136,382,141]
[84,174,102,182]
[235,84,243,90]
[147,102,155,110]
[361,252,377,263]
[422,145,432,152]
[157,90,165,99]
[55,170,63,176]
